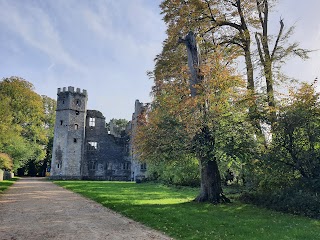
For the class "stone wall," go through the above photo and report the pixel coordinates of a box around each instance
[128,100,148,181]
[84,110,130,180]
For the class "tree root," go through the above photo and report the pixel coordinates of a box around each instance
[193,193,231,204]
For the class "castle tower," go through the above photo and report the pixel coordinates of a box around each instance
[50,86,88,179]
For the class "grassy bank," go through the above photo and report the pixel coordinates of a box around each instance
[0,177,18,193]
[55,181,320,240]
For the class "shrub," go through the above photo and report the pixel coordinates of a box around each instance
[146,156,200,187]
[240,181,320,219]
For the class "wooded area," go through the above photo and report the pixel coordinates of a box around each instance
[134,0,319,217]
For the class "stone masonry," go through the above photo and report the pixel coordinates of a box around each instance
[50,86,147,181]
[50,87,87,179]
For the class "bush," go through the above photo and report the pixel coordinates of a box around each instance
[146,156,200,187]
[239,182,320,219]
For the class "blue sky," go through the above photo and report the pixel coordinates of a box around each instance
[1,0,319,121]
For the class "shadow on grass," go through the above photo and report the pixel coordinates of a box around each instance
[55,181,320,240]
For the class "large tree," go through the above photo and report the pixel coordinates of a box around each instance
[136,43,255,203]
[160,0,309,132]
[160,0,260,130]
[0,77,55,173]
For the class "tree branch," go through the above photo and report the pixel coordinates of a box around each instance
[255,32,265,65]
[236,0,248,33]
[223,0,238,8]
[205,0,215,21]
[256,0,264,28]
[220,37,244,49]
[204,0,242,31]
[271,18,284,61]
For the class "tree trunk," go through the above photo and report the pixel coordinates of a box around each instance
[179,31,202,97]
[195,156,230,203]
[244,45,263,133]
[256,0,277,129]
[244,45,255,93]
[180,31,229,203]
[192,126,230,203]
[264,60,276,126]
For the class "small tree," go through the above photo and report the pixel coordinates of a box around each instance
[254,0,311,128]
[109,118,129,137]
[271,82,320,181]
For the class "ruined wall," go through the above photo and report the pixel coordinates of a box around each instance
[84,110,131,180]
[50,87,87,179]
[129,100,148,181]
[50,86,133,180]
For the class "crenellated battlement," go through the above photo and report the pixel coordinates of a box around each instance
[57,86,87,96]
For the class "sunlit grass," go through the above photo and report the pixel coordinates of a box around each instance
[0,177,19,193]
[55,181,320,240]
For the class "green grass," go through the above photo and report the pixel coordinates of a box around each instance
[55,181,320,240]
[0,177,19,193]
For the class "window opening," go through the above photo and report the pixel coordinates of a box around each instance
[87,141,98,150]
[76,111,80,115]
[60,120,63,125]
[122,162,130,170]
[140,163,147,170]
[89,161,96,170]
[74,124,79,130]
[107,162,113,170]
[74,138,77,143]
[89,117,95,127]
[57,164,60,169]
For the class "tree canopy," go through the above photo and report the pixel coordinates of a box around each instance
[134,0,316,208]
[0,77,56,174]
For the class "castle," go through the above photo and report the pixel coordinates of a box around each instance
[50,86,147,181]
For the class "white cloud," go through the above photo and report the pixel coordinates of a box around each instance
[82,3,115,42]
[0,0,166,120]
[81,0,165,62]
[0,1,84,72]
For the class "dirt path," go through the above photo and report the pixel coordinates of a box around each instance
[0,177,172,240]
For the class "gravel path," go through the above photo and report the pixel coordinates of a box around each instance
[0,177,172,240]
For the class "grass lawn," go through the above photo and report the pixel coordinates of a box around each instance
[0,177,19,193]
[55,181,320,240]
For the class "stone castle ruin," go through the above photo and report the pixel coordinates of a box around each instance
[50,86,147,181]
